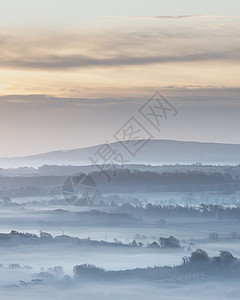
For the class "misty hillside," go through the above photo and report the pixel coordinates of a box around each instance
[0,140,240,168]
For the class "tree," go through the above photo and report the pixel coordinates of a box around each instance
[209,232,218,240]
[53,266,64,274]
[159,236,180,248]
[40,231,53,239]
[73,264,105,279]
[182,256,190,265]
[189,249,209,264]
[147,241,160,248]
[219,251,236,265]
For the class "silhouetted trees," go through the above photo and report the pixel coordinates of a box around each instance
[189,249,209,264]
[159,236,180,248]
[72,249,240,283]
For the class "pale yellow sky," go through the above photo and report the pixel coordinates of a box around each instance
[0,16,239,97]
[0,15,239,156]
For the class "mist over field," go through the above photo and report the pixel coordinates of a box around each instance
[1,157,240,299]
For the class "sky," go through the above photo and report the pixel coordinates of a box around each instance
[0,0,239,157]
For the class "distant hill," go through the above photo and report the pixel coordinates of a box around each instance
[0,140,240,168]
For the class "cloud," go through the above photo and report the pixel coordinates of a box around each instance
[0,15,239,71]
[0,94,137,108]
[0,87,239,109]
[1,50,239,70]
[124,15,207,20]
